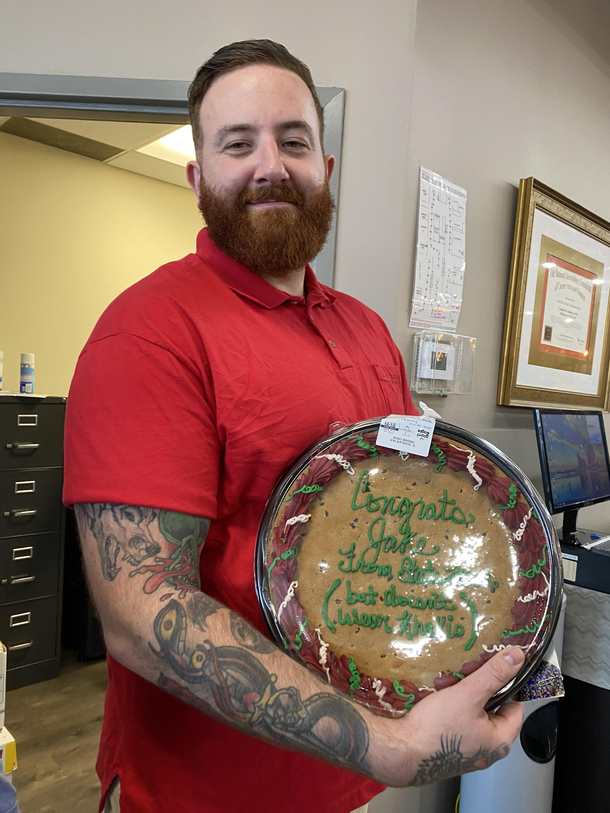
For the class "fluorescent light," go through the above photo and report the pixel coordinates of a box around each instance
[542,262,556,269]
[137,125,196,166]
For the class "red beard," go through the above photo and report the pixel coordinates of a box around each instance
[198,177,335,277]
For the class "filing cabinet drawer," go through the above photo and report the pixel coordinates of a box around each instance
[0,596,58,669]
[0,402,64,470]
[0,533,60,604]
[0,468,63,538]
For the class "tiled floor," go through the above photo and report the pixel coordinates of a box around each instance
[7,650,107,813]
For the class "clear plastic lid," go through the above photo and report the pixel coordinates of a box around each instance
[256,419,562,716]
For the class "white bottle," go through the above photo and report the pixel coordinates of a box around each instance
[20,353,35,394]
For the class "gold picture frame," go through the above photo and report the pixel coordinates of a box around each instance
[498,178,610,411]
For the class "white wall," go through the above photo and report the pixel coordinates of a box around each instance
[0,0,418,331]
[397,0,610,532]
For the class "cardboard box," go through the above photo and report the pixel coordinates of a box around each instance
[0,642,6,731]
[0,728,17,777]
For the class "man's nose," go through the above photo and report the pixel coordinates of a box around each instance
[252,139,289,185]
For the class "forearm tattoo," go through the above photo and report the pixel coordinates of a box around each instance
[151,598,370,769]
[77,503,208,597]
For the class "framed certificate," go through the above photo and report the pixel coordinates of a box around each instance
[498,178,610,411]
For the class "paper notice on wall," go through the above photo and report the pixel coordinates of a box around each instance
[409,167,467,331]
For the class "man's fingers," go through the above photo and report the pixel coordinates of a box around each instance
[489,699,526,743]
[460,647,526,704]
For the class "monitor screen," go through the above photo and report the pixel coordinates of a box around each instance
[534,410,610,513]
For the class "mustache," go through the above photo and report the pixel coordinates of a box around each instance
[238,186,303,207]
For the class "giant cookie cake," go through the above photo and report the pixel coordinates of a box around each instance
[258,422,559,716]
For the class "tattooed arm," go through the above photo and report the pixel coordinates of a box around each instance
[74,503,525,787]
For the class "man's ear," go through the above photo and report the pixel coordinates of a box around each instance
[324,154,335,183]
[186,160,202,201]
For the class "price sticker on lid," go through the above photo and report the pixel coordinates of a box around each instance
[376,414,436,457]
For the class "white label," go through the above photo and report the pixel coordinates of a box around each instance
[376,414,435,457]
[562,553,578,582]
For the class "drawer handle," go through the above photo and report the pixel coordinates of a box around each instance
[15,481,36,494]
[3,509,38,518]
[8,641,33,651]
[5,443,40,451]
[10,575,35,585]
[10,612,31,627]
[17,414,38,427]
[13,547,33,560]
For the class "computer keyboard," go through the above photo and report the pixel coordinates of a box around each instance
[585,536,610,552]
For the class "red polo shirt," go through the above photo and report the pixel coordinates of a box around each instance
[64,229,416,813]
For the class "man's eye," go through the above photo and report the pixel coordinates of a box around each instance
[225,141,250,151]
[284,140,308,149]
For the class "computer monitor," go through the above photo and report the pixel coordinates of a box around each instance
[534,409,610,544]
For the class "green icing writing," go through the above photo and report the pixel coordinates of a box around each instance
[267,547,298,577]
[382,584,456,611]
[498,482,518,511]
[396,556,470,588]
[502,614,547,639]
[285,483,324,502]
[352,472,474,529]
[397,610,465,641]
[453,673,465,680]
[321,578,342,633]
[431,443,447,473]
[459,592,478,651]
[346,581,379,606]
[487,573,499,592]
[337,606,392,633]
[347,434,379,459]
[519,547,547,579]
[393,680,415,711]
[348,656,361,696]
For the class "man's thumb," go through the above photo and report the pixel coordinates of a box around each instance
[463,647,526,702]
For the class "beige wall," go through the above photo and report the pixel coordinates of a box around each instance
[0,132,201,395]
[398,0,610,532]
[0,0,418,331]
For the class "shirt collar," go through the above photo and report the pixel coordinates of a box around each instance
[196,228,336,309]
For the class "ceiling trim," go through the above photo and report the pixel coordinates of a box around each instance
[0,73,190,123]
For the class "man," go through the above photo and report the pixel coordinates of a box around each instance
[64,40,524,813]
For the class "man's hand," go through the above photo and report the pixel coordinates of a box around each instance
[369,647,525,786]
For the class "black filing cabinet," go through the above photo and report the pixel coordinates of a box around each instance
[0,396,66,688]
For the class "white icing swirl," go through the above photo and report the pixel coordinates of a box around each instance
[483,643,532,653]
[448,444,482,490]
[518,585,550,603]
[315,628,331,683]
[513,507,533,542]
[372,679,395,712]
[277,580,298,621]
[399,451,410,461]
[314,453,355,475]
[285,513,311,527]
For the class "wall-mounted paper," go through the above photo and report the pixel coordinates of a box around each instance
[410,167,467,331]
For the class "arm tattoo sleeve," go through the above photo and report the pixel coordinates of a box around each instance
[77,504,209,597]
[152,599,370,770]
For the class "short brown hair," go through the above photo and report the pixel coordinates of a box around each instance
[188,39,324,155]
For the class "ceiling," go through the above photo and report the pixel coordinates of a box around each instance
[0,116,194,188]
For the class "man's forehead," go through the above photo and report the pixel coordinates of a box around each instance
[199,65,319,135]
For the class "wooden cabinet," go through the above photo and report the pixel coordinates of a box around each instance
[0,396,66,688]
